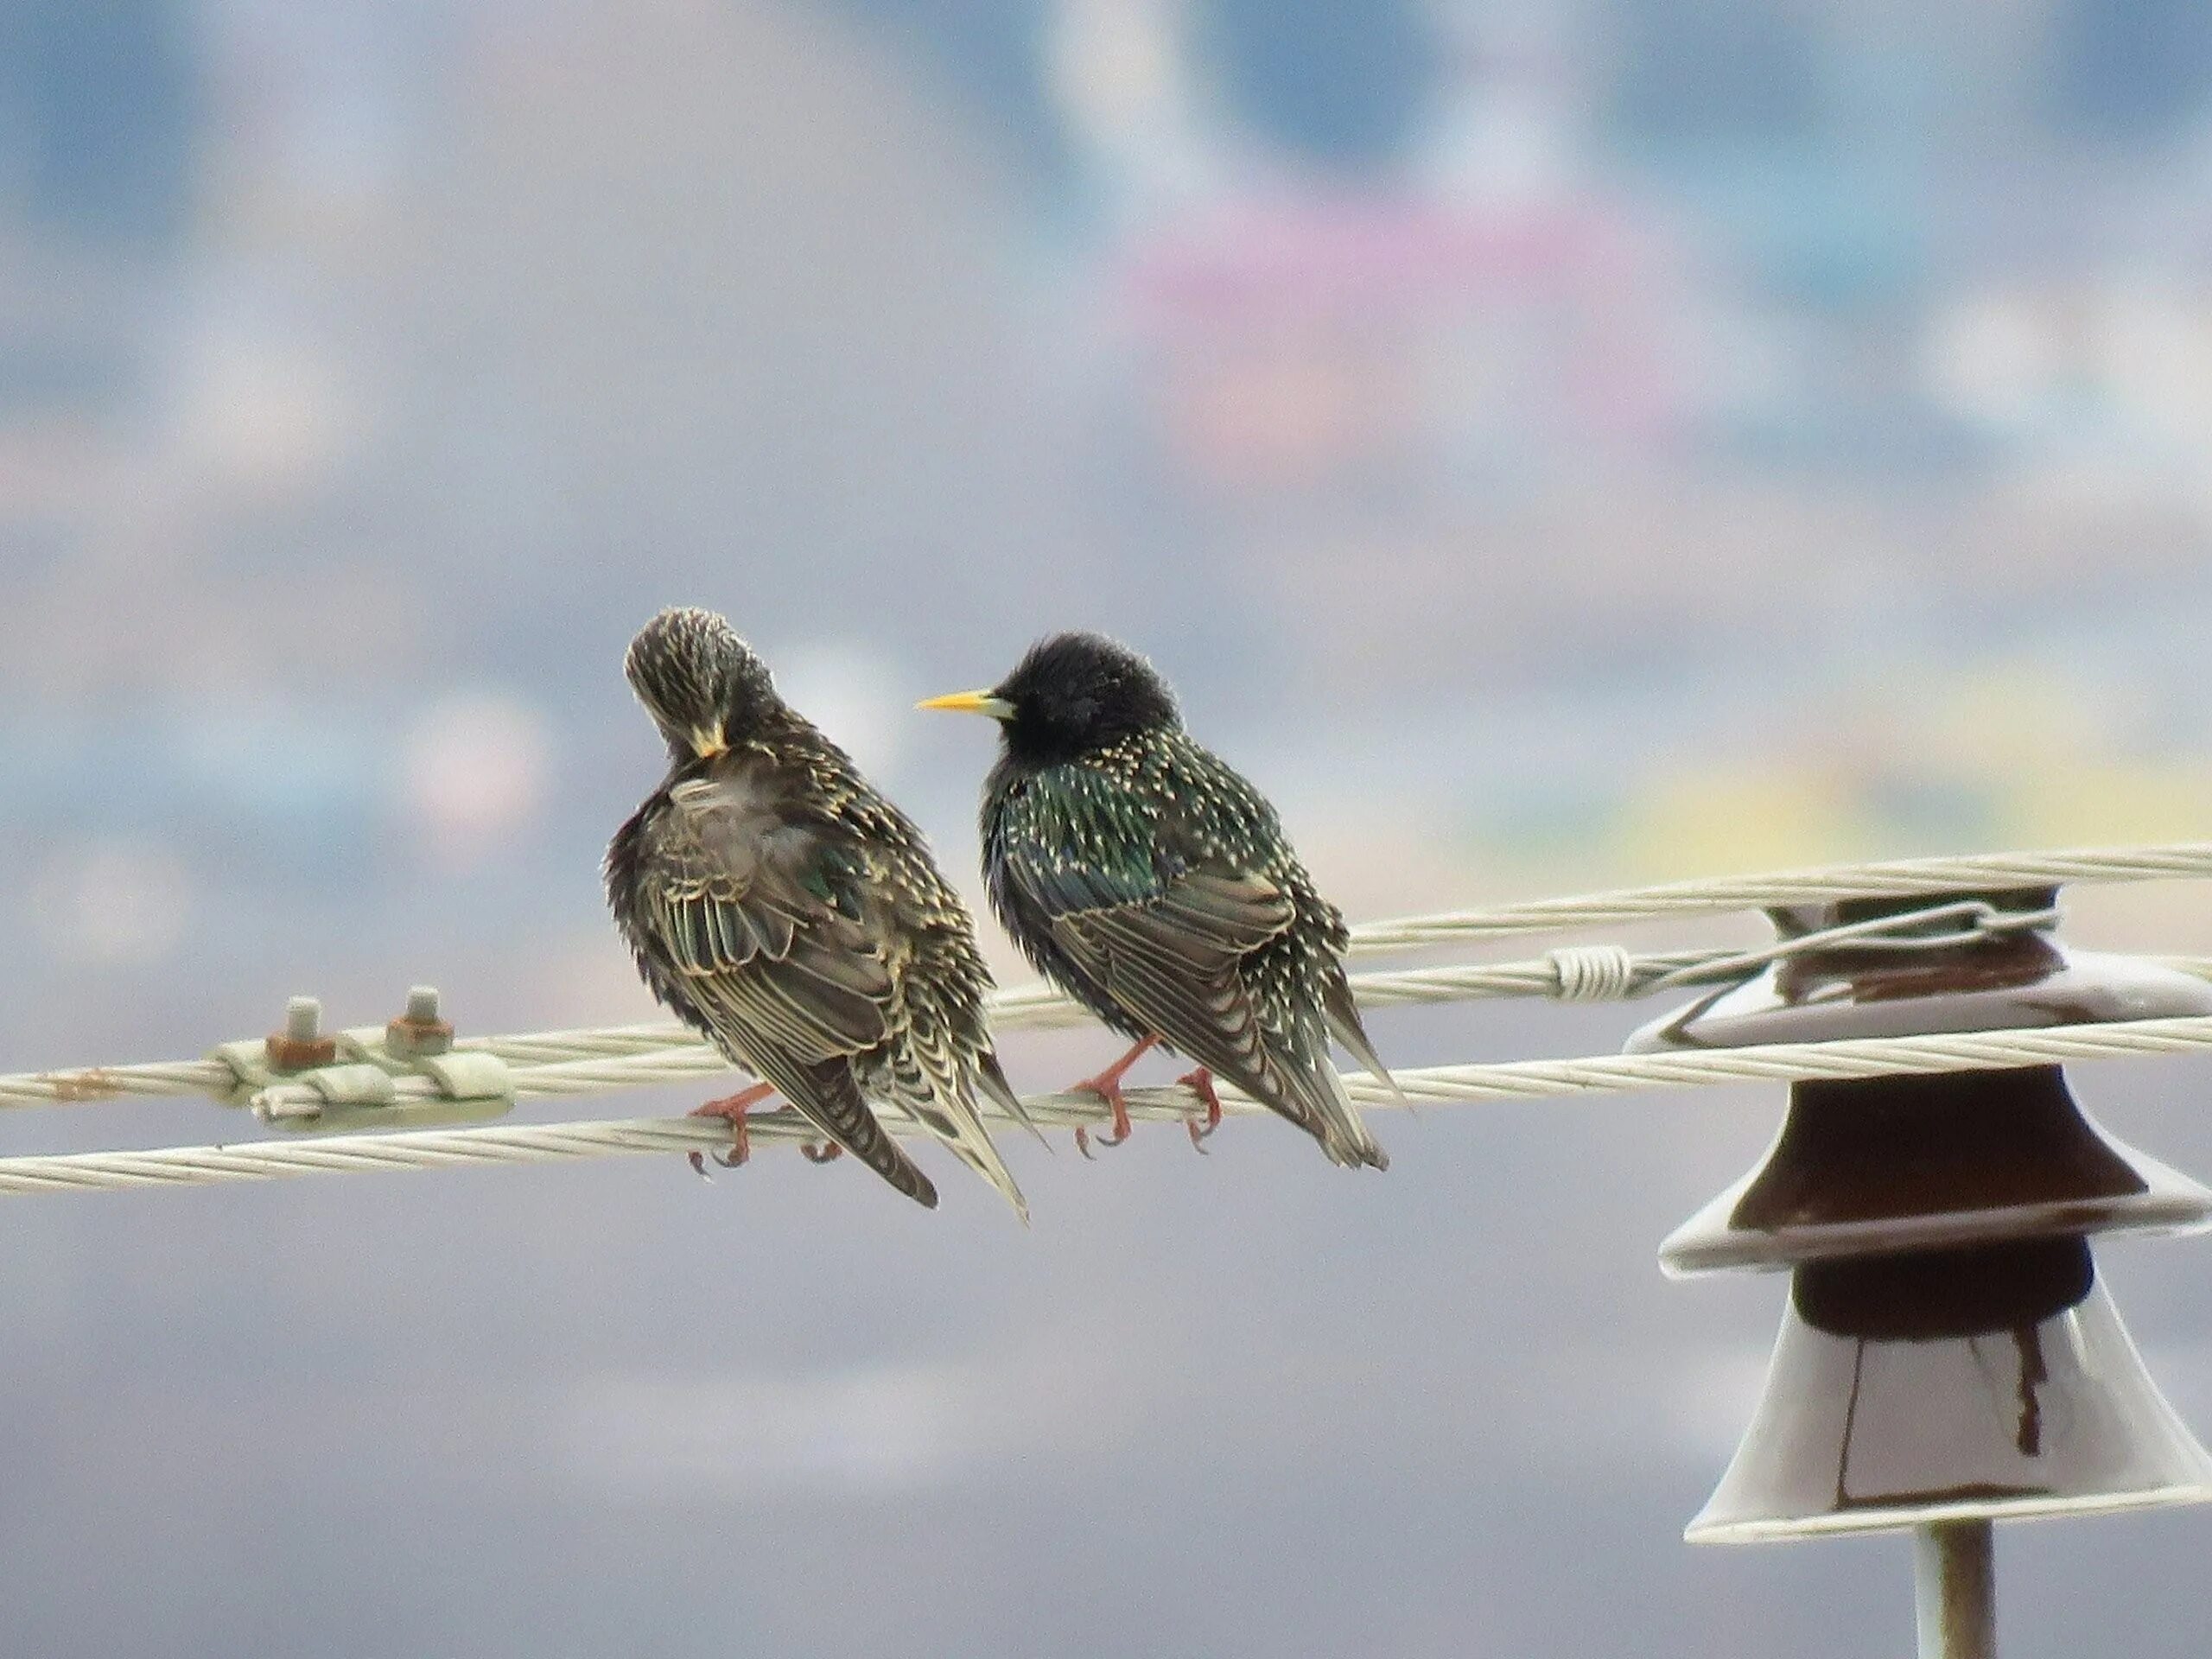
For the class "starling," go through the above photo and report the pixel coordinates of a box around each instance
[920,632,1394,1169]
[607,607,1038,1217]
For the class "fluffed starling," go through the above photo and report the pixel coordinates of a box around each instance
[921,632,1393,1169]
[607,607,1038,1217]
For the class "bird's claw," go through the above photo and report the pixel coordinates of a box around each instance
[685,1143,748,1177]
[687,1082,774,1177]
[1071,1119,1128,1159]
[1072,1080,1135,1152]
[1180,1067,1223,1153]
[800,1141,844,1164]
[1066,1035,1155,1160]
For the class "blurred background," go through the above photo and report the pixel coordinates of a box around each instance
[6,0,2212,1652]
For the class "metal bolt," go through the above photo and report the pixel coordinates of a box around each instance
[266,995,339,1072]
[386,983,454,1058]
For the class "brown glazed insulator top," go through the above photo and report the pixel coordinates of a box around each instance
[1639,886,2212,1274]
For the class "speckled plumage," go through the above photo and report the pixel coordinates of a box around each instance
[606,607,1033,1217]
[960,633,1392,1169]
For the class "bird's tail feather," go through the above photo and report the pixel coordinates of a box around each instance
[777,1057,938,1209]
[1266,1026,1389,1172]
[1323,972,1408,1109]
[974,1049,1052,1149]
[899,1076,1031,1224]
[1307,1054,1389,1171]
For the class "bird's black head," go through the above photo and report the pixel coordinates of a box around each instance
[624,607,782,763]
[925,632,1180,769]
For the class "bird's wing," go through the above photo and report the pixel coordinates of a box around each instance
[1002,823,1316,1127]
[997,778,1386,1167]
[1056,868,1295,1077]
[636,772,937,1208]
[1056,871,1325,1119]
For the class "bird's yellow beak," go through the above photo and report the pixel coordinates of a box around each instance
[916,690,1015,720]
[689,721,729,758]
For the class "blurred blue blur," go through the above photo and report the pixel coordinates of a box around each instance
[5,3,2212,1654]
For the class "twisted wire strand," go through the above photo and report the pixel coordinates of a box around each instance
[4,842,2212,1121]
[457,950,1720,1054]
[0,1060,242,1109]
[220,950,2212,1117]
[0,952,1732,1113]
[1343,842,2212,952]
[228,947,1861,1114]
[12,947,2212,1120]
[10,1012,2212,1196]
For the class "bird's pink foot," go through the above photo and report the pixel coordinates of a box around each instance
[687,1081,776,1175]
[799,1141,844,1165]
[1180,1067,1224,1152]
[1070,1035,1158,1158]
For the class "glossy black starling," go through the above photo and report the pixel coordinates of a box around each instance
[921,632,1393,1169]
[607,607,1037,1217]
